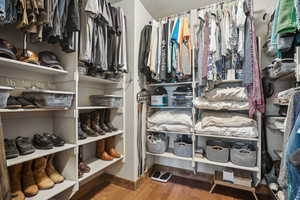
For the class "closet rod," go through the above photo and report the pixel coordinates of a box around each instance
[157,0,238,20]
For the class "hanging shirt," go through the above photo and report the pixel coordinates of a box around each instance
[148,20,159,73]
[181,17,192,75]
[236,0,246,58]
[171,18,182,73]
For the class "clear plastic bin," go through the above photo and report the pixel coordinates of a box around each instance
[171,96,193,107]
[23,90,74,108]
[90,95,123,107]
[0,86,13,108]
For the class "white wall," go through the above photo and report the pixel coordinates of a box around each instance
[106,0,153,182]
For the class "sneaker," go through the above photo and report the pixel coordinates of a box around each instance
[4,139,19,159]
[43,133,65,147]
[15,97,36,108]
[15,137,35,155]
[6,96,22,109]
[32,134,53,150]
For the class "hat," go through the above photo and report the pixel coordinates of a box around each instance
[0,39,17,60]
[38,51,64,70]
[16,49,40,65]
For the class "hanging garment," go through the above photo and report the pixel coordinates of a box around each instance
[167,19,175,74]
[118,8,127,72]
[0,0,5,23]
[171,18,181,74]
[148,20,158,73]
[156,22,163,76]
[138,25,152,81]
[181,17,192,76]
[160,22,168,81]
[276,0,297,35]
[202,13,210,80]
[236,0,246,58]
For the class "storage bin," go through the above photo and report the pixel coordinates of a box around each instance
[174,136,193,157]
[206,140,230,163]
[0,86,13,108]
[171,96,193,107]
[147,133,168,154]
[90,95,123,107]
[23,90,74,108]
[231,142,257,167]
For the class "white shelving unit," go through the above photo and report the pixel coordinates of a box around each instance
[0,9,127,199]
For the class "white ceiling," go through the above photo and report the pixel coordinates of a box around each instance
[140,0,220,19]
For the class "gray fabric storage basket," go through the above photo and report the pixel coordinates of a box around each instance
[147,133,168,154]
[206,140,230,163]
[231,143,257,167]
[174,136,193,157]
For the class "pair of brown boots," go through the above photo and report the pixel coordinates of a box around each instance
[80,110,117,137]
[9,154,64,200]
[96,137,121,161]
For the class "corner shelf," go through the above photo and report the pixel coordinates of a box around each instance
[147,82,193,87]
[79,157,123,182]
[79,75,121,85]
[146,152,193,161]
[7,144,76,167]
[77,106,114,110]
[78,130,123,146]
[149,106,193,109]
[194,157,259,172]
[0,57,68,75]
[27,180,76,200]
[0,108,70,113]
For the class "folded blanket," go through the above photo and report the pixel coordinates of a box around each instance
[148,110,193,127]
[201,112,257,128]
[194,97,249,111]
[148,124,192,133]
[205,87,248,102]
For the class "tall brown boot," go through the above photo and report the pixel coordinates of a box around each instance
[46,154,64,184]
[99,110,112,132]
[9,164,25,200]
[22,160,39,197]
[91,111,105,135]
[33,157,55,189]
[79,113,99,137]
[96,140,113,161]
[104,109,118,131]
[106,137,121,158]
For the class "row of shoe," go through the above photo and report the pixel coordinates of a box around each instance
[5,134,65,159]
[78,109,118,139]
[0,39,64,70]
[9,154,64,200]
[78,136,121,178]
[6,96,36,109]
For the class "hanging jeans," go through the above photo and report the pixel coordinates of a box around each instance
[286,104,300,200]
[4,0,17,24]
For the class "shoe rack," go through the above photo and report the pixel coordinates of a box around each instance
[0,20,126,200]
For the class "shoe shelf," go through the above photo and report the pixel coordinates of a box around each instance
[0,107,70,113]
[26,180,76,200]
[147,81,193,87]
[146,152,193,161]
[6,144,76,167]
[195,132,259,141]
[0,57,68,75]
[149,106,193,109]
[78,130,123,146]
[79,156,124,182]
[77,106,115,110]
[147,129,192,135]
[79,75,121,85]
[194,157,259,172]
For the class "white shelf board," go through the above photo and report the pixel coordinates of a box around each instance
[147,129,192,135]
[195,157,259,172]
[79,75,120,85]
[0,57,68,75]
[149,106,193,109]
[214,79,243,85]
[195,133,258,141]
[79,157,123,182]
[0,108,69,113]
[78,130,123,146]
[7,144,76,167]
[78,106,114,110]
[147,82,193,87]
[27,180,76,200]
[146,152,193,161]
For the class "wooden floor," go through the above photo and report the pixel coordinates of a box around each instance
[72,176,270,200]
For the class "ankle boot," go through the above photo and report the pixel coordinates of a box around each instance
[22,160,39,197]
[96,140,113,161]
[78,146,90,174]
[91,111,105,135]
[9,164,25,200]
[104,109,118,131]
[46,154,64,184]
[79,113,99,137]
[106,137,121,158]
[33,157,55,189]
[99,110,112,132]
